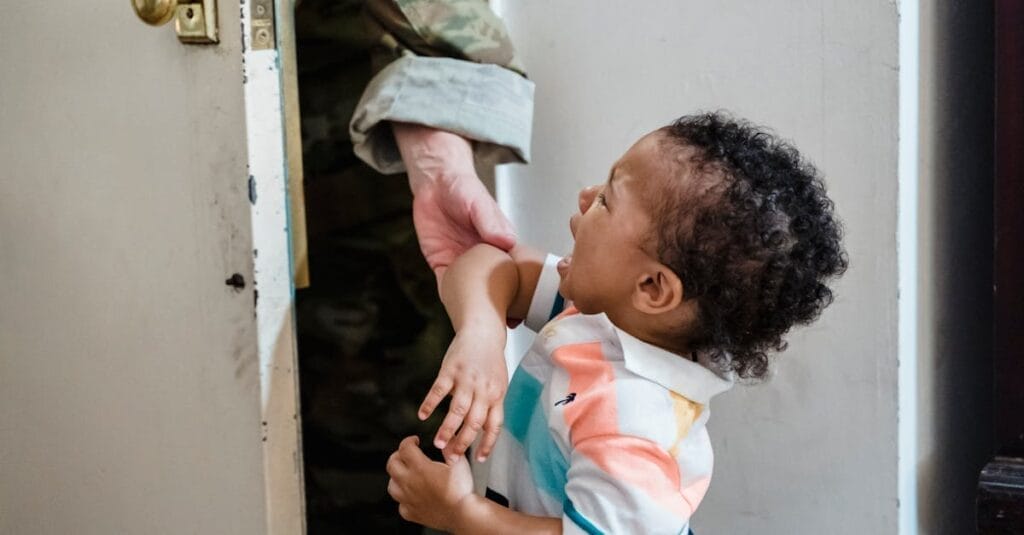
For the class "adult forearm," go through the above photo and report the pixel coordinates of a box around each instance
[392,122,476,194]
[454,495,561,535]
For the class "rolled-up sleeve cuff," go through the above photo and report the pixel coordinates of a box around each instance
[349,55,535,174]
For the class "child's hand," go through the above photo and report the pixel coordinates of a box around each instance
[418,328,508,462]
[386,436,475,532]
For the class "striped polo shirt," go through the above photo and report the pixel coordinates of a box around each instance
[485,255,733,534]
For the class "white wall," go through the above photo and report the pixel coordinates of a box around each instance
[498,2,900,532]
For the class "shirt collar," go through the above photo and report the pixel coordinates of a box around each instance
[612,325,734,404]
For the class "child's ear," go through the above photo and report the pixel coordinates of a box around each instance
[632,264,684,314]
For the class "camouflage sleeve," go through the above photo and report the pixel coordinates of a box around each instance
[350,0,534,174]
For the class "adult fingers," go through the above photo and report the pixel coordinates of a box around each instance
[470,196,517,252]
[418,374,454,421]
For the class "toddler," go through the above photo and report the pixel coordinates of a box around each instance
[385,112,847,534]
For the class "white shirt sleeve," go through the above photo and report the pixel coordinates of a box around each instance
[524,254,567,332]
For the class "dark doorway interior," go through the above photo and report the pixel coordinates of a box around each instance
[978,1,1024,531]
[292,2,453,533]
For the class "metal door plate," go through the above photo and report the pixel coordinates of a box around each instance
[175,0,218,44]
[251,0,275,50]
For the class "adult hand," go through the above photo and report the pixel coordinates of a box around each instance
[393,123,517,279]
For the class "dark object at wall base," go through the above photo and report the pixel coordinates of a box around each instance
[978,458,1024,534]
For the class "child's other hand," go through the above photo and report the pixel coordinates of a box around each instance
[418,329,508,462]
[386,436,475,532]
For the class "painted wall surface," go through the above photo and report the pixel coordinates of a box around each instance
[915,2,994,533]
[498,2,899,532]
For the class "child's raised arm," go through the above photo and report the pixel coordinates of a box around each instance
[419,243,545,462]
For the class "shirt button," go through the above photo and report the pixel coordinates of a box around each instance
[542,326,557,338]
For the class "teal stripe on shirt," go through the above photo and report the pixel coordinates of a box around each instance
[504,366,569,503]
[564,499,603,535]
[548,292,565,321]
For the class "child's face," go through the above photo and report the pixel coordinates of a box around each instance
[557,131,672,315]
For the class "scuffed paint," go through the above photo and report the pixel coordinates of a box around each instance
[241,0,305,532]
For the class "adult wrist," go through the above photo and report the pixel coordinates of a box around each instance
[409,167,477,199]
[391,122,477,195]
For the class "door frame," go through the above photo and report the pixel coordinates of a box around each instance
[245,1,306,533]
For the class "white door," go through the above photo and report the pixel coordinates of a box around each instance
[0,2,304,534]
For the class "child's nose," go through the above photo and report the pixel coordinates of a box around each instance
[578,185,600,213]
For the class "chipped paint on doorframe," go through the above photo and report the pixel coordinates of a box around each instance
[240,0,305,533]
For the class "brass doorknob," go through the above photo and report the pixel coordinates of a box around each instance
[132,0,177,26]
[130,0,218,44]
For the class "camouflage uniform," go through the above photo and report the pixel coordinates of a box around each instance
[293,2,532,532]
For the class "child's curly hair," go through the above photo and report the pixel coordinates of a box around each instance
[653,112,848,380]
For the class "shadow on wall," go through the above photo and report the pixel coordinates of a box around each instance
[915,1,994,533]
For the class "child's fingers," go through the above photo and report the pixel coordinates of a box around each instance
[418,374,454,421]
[445,400,488,461]
[433,388,473,450]
[386,451,407,478]
[476,407,504,462]
[386,479,406,502]
[397,436,426,465]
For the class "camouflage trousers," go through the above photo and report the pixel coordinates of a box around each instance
[296,168,451,534]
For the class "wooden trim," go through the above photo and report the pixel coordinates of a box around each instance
[280,0,310,288]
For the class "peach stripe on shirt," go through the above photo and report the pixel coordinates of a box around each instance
[552,342,694,518]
